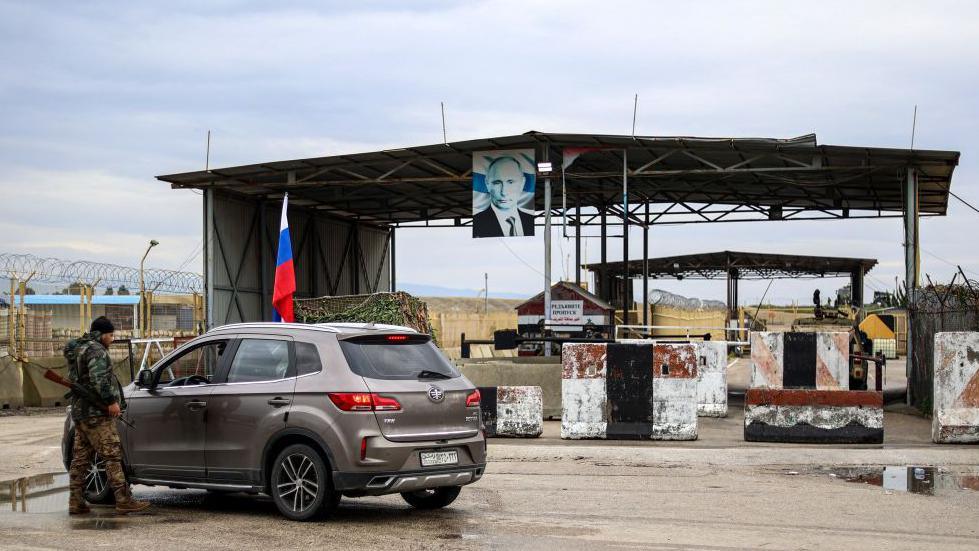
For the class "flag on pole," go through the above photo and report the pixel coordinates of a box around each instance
[272,194,296,322]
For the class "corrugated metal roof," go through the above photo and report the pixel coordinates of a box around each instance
[13,294,141,306]
[157,131,960,226]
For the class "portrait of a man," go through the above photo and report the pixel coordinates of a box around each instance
[472,149,535,238]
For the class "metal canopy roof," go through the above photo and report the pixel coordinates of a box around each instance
[582,250,878,280]
[157,131,959,227]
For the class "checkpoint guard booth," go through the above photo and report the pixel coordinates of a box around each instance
[515,281,613,356]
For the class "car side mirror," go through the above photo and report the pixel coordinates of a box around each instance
[136,370,155,388]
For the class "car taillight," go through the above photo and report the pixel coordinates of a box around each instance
[386,334,409,342]
[328,392,402,412]
[466,389,481,408]
[372,394,401,411]
[360,437,368,460]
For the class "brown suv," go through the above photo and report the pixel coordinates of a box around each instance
[61,322,486,521]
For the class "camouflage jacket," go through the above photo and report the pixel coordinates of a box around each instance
[64,331,125,421]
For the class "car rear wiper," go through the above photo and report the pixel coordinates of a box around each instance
[416,370,451,380]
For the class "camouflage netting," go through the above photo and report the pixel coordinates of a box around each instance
[294,292,438,345]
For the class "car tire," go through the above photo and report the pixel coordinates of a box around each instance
[66,433,116,505]
[401,486,462,509]
[269,444,338,521]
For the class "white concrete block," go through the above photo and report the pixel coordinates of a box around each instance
[496,386,543,437]
[696,341,728,417]
[933,331,979,444]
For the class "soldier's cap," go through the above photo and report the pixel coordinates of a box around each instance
[90,316,115,334]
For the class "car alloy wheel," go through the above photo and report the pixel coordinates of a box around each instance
[276,453,320,514]
[84,453,110,502]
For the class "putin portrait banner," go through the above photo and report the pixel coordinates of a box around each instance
[472,149,536,238]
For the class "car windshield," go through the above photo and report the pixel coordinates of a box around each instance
[339,338,459,381]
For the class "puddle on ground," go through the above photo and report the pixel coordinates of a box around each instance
[810,465,979,496]
[0,472,70,514]
[0,472,175,530]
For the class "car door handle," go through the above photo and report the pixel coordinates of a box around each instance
[267,398,291,407]
[185,400,207,410]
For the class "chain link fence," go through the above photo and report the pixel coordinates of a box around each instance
[908,271,979,412]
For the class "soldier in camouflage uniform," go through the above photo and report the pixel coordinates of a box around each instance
[65,316,150,515]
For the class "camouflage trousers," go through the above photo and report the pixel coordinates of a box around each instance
[68,416,131,505]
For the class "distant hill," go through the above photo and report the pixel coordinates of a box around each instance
[399,282,527,300]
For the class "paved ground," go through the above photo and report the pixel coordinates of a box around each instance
[1,407,978,550]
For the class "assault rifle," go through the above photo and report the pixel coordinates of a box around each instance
[43,369,135,429]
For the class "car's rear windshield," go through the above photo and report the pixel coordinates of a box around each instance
[338,335,460,380]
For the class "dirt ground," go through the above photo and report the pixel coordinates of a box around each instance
[2,408,978,550]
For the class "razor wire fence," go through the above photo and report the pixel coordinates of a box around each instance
[907,270,979,412]
[0,252,203,295]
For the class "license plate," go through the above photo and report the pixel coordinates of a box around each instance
[420,450,458,467]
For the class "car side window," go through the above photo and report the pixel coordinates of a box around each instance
[295,341,322,376]
[226,339,291,383]
[157,340,228,385]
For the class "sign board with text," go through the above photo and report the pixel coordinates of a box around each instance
[550,300,584,325]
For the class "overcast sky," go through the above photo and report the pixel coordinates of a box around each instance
[2,1,977,304]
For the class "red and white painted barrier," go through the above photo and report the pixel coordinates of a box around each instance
[933,332,979,444]
[750,331,850,389]
[750,332,783,388]
[561,343,608,439]
[651,344,698,440]
[816,332,850,390]
[746,330,882,443]
[744,388,883,443]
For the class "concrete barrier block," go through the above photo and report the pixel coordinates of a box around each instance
[744,388,883,444]
[816,332,849,390]
[561,342,700,440]
[652,344,698,440]
[750,332,783,388]
[606,343,655,439]
[696,341,728,417]
[932,332,979,444]
[479,386,543,438]
[0,358,25,409]
[458,360,562,418]
[561,343,608,439]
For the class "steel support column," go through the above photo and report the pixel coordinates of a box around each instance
[351,222,360,294]
[600,205,607,302]
[851,268,865,314]
[575,195,581,287]
[727,268,740,327]
[204,188,214,329]
[621,149,629,325]
[390,227,397,292]
[642,201,649,327]
[904,167,919,405]
[543,147,553,357]
[259,199,269,321]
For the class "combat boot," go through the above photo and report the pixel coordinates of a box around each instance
[113,486,151,515]
[68,491,90,515]
[114,498,151,515]
[68,502,91,515]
